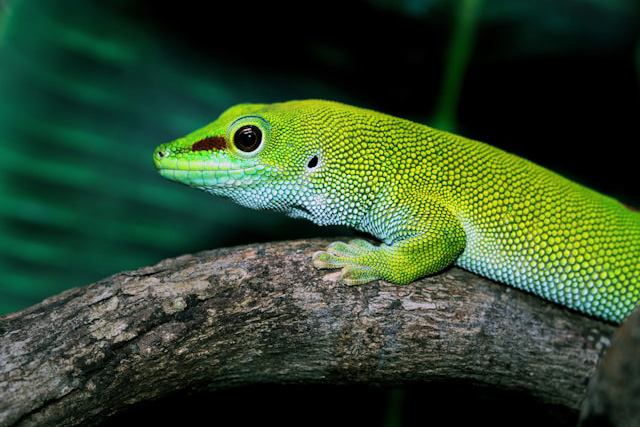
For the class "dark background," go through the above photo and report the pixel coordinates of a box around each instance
[1,0,638,425]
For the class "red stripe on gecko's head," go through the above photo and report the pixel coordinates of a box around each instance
[192,136,226,152]
[624,203,639,212]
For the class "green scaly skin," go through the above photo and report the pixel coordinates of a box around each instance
[153,100,640,324]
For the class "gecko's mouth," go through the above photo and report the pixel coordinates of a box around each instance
[157,166,268,187]
[154,149,269,187]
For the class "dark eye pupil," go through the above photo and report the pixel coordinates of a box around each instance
[234,126,262,152]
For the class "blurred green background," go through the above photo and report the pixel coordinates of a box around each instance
[1,0,638,425]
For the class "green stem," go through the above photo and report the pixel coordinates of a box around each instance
[432,0,483,131]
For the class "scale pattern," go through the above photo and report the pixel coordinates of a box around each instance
[154,100,640,323]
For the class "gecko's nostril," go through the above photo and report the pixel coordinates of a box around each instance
[157,151,165,158]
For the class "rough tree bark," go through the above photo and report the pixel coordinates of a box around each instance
[0,238,617,426]
[579,306,640,427]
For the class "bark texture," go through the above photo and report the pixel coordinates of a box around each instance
[0,238,617,426]
[580,306,640,427]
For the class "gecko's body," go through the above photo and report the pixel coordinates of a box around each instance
[154,100,640,323]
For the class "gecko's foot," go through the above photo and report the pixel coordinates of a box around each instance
[312,239,381,285]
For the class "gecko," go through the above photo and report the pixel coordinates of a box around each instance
[153,100,640,324]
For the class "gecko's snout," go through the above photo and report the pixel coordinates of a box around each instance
[153,146,171,170]
[154,143,174,160]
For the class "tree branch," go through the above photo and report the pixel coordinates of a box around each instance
[0,238,616,426]
[580,305,640,426]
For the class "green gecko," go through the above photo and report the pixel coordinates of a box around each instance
[153,100,640,324]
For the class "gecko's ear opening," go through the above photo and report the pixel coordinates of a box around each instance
[307,155,319,169]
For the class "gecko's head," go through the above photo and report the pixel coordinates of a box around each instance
[153,100,363,220]
[153,102,276,197]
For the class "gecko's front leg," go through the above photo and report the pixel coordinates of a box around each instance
[312,198,466,285]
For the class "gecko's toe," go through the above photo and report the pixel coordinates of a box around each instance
[312,250,342,269]
[312,241,382,285]
[340,266,378,285]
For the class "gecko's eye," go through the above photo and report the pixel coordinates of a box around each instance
[234,125,263,152]
[226,116,270,158]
